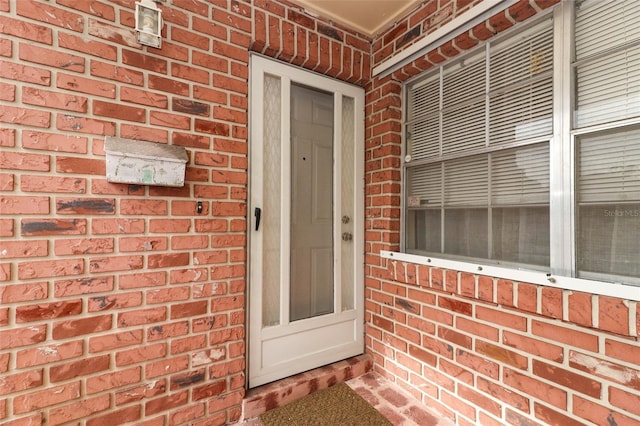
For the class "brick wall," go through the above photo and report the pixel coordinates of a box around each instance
[0,0,369,424]
[4,0,639,424]
[364,0,640,425]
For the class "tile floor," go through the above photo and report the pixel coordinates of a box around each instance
[238,355,452,425]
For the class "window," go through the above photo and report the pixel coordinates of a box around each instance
[574,0,640,284]
[403,0,640,286]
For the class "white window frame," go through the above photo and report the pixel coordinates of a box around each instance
[387,1,640,301]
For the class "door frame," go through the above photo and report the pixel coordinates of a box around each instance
[247,54,365,387]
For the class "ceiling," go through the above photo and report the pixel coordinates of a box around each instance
[287,0,422,37]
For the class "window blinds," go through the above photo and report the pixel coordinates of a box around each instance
[574,0,640,127]
[404,17,553,266]
[578,129,640,204]
[575,0,640,281]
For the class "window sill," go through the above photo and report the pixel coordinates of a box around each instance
[380,251,640,302]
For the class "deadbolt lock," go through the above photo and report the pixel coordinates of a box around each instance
[342,215,350,224]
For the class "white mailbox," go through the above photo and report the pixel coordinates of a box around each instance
[105,137,188,187]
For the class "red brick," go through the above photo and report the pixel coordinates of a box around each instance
[54,276,113,297]
[146,390,189,416]
[86,367,142,394]
[0,369,42,396]
[59,32,117,61]
[93,100,145,122]
[146,355,190,379]
[0,281,48,303]
[0,324,46,350]
[55,238,113,256]
[170,335,207,355]
[115,379,166,406]
[0,128,15,147]
[477,376,529,413]
[92,218,145,234]
[504,367,566,410]
[90,60,143,86]
[610,386,640,417]
[122,49,168,74]
[116,343,166,367]
[0,240,48,259]
[56,115,116,136]
[21,219,86,236]
[438,327,472,349]
[120,199,168,215]
[16,299,82,323]
[0,15,53,44]
[53,315,112,339]
[0,37,10,58]
[532,320,598,352]
[0,104,51,128]
[118,307,166,327]
[16,0,83,31]
[503,331,563,362]
[534,359,601,398]
[18,258,83,279]
[16,341,83,368]
[13,382,81,414]
[89,330,143,353]
[476,341,527,369]
[88,292,142,312]
[86,406,141,426]
[48,394,111,425]
[457,317,499,342]
[605,339,640,365]
[533,402,584,426]
[573,395,639,426]
[50,355,110,382]
[598,296,630,335]
[459,383,501,417]
[570,350,640,389]
[19,42,84,72]
[22,130,88,153]
[476,306,526,331]
[0,60,51,86]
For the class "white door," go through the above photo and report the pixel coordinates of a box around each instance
[249,55,364,388]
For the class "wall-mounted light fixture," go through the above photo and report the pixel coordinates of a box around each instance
[135,0,162,48]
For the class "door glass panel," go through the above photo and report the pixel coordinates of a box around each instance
[290,83,334,321]
[341,96,355,311]
[262,74,281,327]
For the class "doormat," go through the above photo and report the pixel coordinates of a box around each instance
[259,382,392,426]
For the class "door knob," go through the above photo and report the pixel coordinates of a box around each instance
[342,232,353,241]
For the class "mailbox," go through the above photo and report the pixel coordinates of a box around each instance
[105,136,188,187]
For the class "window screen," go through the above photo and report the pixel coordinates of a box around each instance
[574,0,640,283]
[404,18,553,267]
